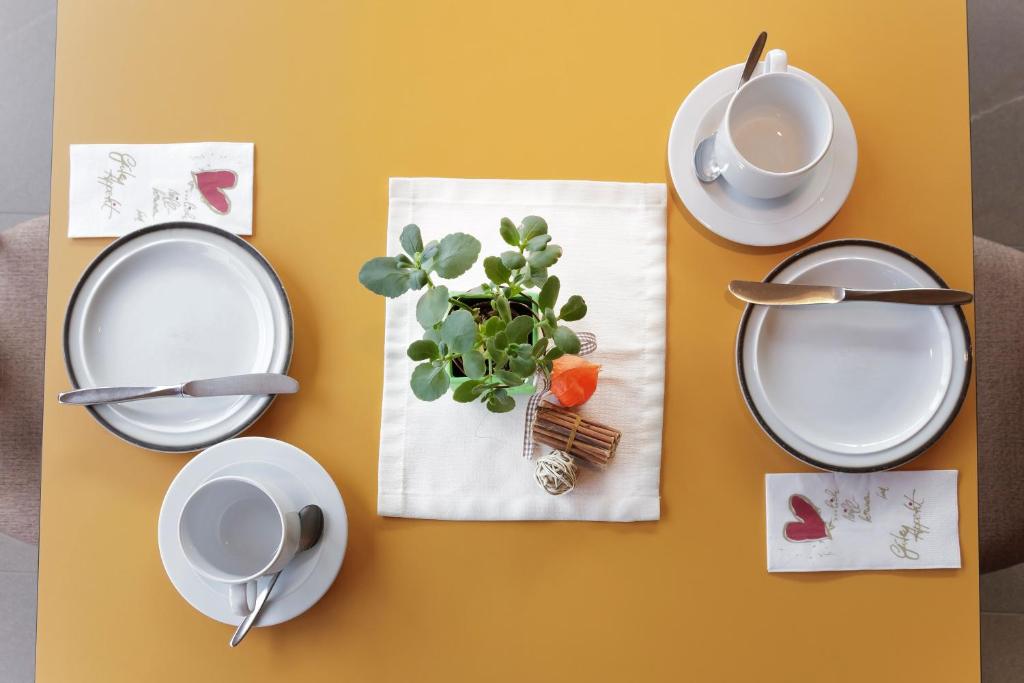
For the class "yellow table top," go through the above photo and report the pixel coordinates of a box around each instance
[39,1,978,680]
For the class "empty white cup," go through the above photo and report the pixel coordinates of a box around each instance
[714,49,834,199]
[178,475,300,615]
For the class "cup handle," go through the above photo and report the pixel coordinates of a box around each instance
[229,581,256,616]
[764,48,788,73]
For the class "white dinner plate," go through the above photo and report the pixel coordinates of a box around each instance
[667,62,857,246]
[158,437,347,627]
[63,223,292,452]
[737,240,971,472]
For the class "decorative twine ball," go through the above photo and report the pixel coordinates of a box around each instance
[535,450,579,496]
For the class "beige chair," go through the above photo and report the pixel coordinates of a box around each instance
[0,216,48,545]
[976,236,1024,573]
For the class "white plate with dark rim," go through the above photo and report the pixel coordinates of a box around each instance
[63,223,293,452]
[736,239,971,472]
[158,437,347,626]
[667,62,857,247]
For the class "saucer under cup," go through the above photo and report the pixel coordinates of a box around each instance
[158,437,347,626]
[668,62,857,246]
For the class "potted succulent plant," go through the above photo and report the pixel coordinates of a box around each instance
[358,216,587,413]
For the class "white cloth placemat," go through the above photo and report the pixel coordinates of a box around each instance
[766,471,961,572]
[69,142,253,237]
[377,178,666,521]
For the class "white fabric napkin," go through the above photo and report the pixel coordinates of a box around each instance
[377,178,666,522]
[68,142,254,237]
[766,471,961,572]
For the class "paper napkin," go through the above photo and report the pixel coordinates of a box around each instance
[377,178,666,522]
[68,142,254,237]
[766,471,961,572]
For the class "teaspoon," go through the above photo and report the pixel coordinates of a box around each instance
[229,504,325,647]
[694,31,768,183]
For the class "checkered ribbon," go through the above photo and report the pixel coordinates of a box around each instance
[522,332,597,459]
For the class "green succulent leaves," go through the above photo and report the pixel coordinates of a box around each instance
[441,309,477,354]
[553,326,581,354]
[559,294,587,322]
[461,350,487,379]
[411,362,449,401]
[407,339,439,361]
[360,216,588,412]
[357,257,414,298]
[416,285,450,328]
[499,218,520,247]
[538,276,560,310]
[520,215,548,241]
[433,233,480,278]
[483,256,511,285]
[358,226,481,298]
[505,315,533,344]
[400,224,423,256]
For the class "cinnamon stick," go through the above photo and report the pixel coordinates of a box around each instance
[537,410,617,442]
[531,403,621,469]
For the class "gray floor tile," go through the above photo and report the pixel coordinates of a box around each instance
[970,94,1024,250]
[0,534,36,573]
[0,0,55,216]
[968,0,1024,116]
[0,571,36,683]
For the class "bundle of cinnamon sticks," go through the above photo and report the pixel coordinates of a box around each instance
[532,401,621,469]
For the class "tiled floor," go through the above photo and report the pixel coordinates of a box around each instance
[970,0,1024,252]
[0,535,37,683]
[0,0,54,233]
[0,1,1022,682]
[0,0,55,681]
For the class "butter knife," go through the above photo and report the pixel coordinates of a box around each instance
[58,373,299,406]
[728,280,974,306]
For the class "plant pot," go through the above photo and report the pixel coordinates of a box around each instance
[448,291,539,396]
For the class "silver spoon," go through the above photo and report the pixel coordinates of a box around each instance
[694,31,768,183]
[229,504,325,648]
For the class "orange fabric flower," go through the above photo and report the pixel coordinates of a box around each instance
[550,355,601,407]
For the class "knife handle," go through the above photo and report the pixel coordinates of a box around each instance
[58,385,182,406]
[843,288,974,305]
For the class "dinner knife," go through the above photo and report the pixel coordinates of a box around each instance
[728,280,974,306]
[58,373,299,406]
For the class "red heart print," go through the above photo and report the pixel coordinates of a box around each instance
[784,494,830,543]
[193,170,237,215]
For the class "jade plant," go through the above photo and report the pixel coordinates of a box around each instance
[358,216,587,413]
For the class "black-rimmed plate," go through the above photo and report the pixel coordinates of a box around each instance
[63,223,293,452]
[736,239,971,472]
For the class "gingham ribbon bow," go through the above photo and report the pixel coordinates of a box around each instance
[522,332,597,459]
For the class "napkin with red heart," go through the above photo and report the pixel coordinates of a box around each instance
[766,471,961,572]
[68,142,254,237]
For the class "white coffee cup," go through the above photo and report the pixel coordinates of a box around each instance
[178,475,301,615]
[713,49,834,199]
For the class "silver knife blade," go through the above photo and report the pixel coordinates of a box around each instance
[182,373,299,397]
[728,280,974,306]
[59,373,299,406]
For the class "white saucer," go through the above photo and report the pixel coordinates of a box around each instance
[63,223,293,452]
[736,240,971,472]
[157,437,347,626]
[668,63,858,246]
